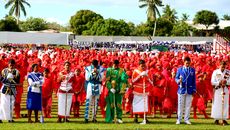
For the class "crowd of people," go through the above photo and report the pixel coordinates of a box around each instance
[0,45,229,125]
[72,41,213,53]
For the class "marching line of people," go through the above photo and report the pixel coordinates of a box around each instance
[0,47,229,125]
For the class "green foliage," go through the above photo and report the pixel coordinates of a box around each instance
[20,17,48,31]
[222,14,230,20]
[223,26,230,34]
[172,21,193,36]
[193,10,219,29]
[133,22,151,36]
[139,0,163,21]
[0,16,21,31]
[46,22,62,31]
[127,22,136,36]
[181,13,189,21]
[162,4,178,23]
[69,10,103,35]
[60,25,71,32]
[5,0,31,24]
[148,18,173,36]
[139,0,164,36]
[84,18,131,36]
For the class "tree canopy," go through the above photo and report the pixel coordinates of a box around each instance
[162,5,178,23]
[0,16,21,31]
[222,14,230,20]
[20,17,47,31]
[69,10,103,35]
[193,10,219,29]
[5,0,31,24]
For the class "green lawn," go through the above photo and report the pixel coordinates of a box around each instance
[0,118,230,130]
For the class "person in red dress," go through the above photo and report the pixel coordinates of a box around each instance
[72,68,85,118]
[192,73,209,119]
[152,72,166,118]
[163,68,178,118]
[42,68,54,118]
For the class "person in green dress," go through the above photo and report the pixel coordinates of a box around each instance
[105,60,128,123]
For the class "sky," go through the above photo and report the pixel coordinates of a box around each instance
[0,0,230,26]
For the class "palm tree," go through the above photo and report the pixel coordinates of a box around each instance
[5,0,31,24]
[181,13,189,21]
[139,0,163,37]
[162,5,178,23]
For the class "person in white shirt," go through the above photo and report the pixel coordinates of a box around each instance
[211,61,230,125]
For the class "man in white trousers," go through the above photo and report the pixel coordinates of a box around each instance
[0,59,20,123]
[175,57,196,125]
[211,61,230,125]
[84,59,105,123]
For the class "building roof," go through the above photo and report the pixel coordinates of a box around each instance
[0,31,68,45]
[186,20,230,30]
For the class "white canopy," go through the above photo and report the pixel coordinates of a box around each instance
[114,41,152,44]
[174,41,207,45]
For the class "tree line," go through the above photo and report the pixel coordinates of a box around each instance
[0,0,230,36]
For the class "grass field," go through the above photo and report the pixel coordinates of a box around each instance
[0,117,230,130]
[0,81,229,130]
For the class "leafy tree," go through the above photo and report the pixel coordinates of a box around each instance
[5,0,31,24]
[193,10,219,29]
[20,17,47,31]
[139,0,164,36]
[0,16,21,31]
[84,18,131,36]
[172,21,193,36]
[222,14,230,20]
[153,18,173,36]
[69,10,103,35]
[127,22,136,36]
[181,13,189,21]
[46,22,62,31]
[223,26,230,34]
[162,4,178,23]
[60,25,71,32]
[134,22,151,36]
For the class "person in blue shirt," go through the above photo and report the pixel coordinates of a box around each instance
[84,60,105,123]
[27,64,44,123]
[175,56,196,125]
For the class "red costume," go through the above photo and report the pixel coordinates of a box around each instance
[72,73,85,117]
[42,75,54,118]
[192,74,209,119]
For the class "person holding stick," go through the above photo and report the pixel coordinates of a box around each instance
[175,56,196,125]
[132,60,153,124]
[211,61,230,125]
[0,59,20,123]
[57,61,76,123]
[105,60,128,123]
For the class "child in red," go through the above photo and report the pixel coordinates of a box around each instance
[42,68,54,118]
[163,69,178,118]
[192,73,209,119]
[152,72,166,117]
[72,68,85,117]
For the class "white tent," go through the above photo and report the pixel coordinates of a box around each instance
[114,41,152,44]
[174,41,207,45]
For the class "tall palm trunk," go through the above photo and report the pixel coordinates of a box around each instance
[16,15,19,24]
[153,20,157,37]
